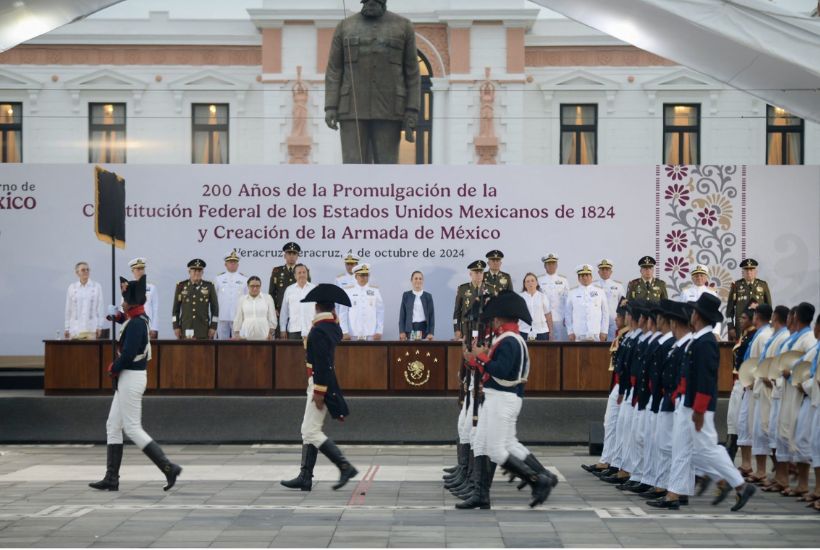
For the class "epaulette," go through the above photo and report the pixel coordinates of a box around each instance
[337,273,346,278]
[218,271,226,276]
[369,284,379,288]
[343,284,355,289]
[613,279,623,285]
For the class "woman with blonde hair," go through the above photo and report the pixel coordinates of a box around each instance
[518,272,552,341]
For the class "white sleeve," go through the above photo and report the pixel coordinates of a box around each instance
[600,294,610,334]
[233,295,245,331]
[267,295,278,331]
[339,301,350,335]
[375,289,384,334]
[279,287,291,332]
[95,282,104,329]
[64,284,72,331]
[150,286,159,332]
[565,295,574,335]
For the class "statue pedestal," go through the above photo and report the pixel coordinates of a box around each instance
[287,135,312,164]
[474,136,499,164]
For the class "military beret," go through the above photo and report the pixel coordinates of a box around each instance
[740,258,759,269]
[188,258,206,269]
[638,256,657,268]
[282,242,301,253]
[486,250,504,260]
[576,264,593,275]
[128,257,146,269]
[468,260,487,271]
[691,264,708,276]
[224,250,240,262]
[598,259,614,269]
[541,253,559,263]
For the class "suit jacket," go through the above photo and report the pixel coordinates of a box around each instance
[399,290,435,336]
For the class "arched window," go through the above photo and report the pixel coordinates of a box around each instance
[399,51,433,164]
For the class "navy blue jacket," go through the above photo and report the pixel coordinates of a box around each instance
[684,330,719,413]
[615,333,639,396]
[647,335,676,413]
[112,315,150,374]
[398,290,435,336]
[637,334,662,410]
[659,342,685,412]
[477,334,528,397]
[306,316,348,419]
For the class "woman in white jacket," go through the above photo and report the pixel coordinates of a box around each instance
[518,273,552,341]
[232,276,278,340]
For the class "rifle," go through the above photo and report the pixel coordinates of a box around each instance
[470,284,491,427]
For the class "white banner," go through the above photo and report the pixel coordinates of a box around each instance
[0,164,817,355]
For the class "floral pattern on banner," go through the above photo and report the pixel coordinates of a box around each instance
[659,165,742,302]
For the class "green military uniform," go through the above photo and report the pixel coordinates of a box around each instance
[452,260,490,338]
[626,256,668,303]
[268,242,305,313]
[483,249,512,298]
[172,259,219,340]
[725,258,772,333]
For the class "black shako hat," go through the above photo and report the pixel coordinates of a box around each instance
[689,293,724,325]
[301,283,351,307]
[121,274,147,306]
[480,291,532,325]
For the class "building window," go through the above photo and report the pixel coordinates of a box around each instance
[560,104,597,164]
[663,104,699,164]
[0,102,22,163]
[398,52,433,164]
[766,105,803,165]
[89,103,126,163]
[192,103,229,164]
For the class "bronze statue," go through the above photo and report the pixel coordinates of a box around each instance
[324,0,420,164]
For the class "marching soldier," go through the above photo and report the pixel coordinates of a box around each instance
[595,259,625,341]
[626,256,668,303]
[269,242,303,314]
[453,260,490,341]
[335,251,358,288]
[172,259,219,340]
[339,263,384,340]
[214,251,248,340]
[483,250,512,297]
[726,258,772,341]
[538,253,570,341]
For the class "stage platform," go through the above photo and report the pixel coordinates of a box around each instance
[0,391,730,444]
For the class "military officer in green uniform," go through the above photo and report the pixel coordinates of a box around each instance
[626,256,668,303]
[453,260,491,341]
[726,258,772,341]
[269,242,303,312]
[172,259,219,340]
[483,250,512,298]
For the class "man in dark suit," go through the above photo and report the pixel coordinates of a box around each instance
[399,271,435,340]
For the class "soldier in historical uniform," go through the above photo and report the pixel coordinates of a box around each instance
[726,258,772,341]
[335,251,358,288]
[214,250,248,340]
[453,260,491,341]
[483,250,512,297]
[172,259,219,340]
[626,256,668,303]
[595,259,625,341]
[324,0,420,164]
[269,242,303,315]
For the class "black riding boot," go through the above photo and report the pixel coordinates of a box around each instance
[445,451,472,489]
[454,455,481,499]
[89,444,123,491]
[517,454,559,490]
[443,443,467,474]
[444,443,469,480]
[318,439,359,490]
[281,444,318,491]
[725,434,739,463]
[455,455,491,509]
[142,441,182,491]
[503,455,552,507]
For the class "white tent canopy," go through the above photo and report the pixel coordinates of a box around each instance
[531,0,820,123]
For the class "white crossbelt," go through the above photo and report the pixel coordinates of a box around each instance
[489,331,529,387]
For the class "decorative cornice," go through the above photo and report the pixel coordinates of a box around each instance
[525,46,675,67]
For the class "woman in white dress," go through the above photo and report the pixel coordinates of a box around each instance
[518,273,552,341]
[232,276,278,340]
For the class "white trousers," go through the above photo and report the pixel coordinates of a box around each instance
[473,389,529,464]
[640,406,660,486]
[792,397,813,463]
[668,400,695,496]
[300,378,328,447]
[600,384,621,464]
[812,405,820,468]
[737,389,752,446]
[692,411,745,488]
[751,396,770,456]
[458,394,472,444]
[768,399,781,451]
[626,408,646,478]
[612,390,634,469]
[655,411,675,489]
[106,370,153,449]
[216,321,233,340]
[727,380,743,435]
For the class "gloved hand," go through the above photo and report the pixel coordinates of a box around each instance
[107,305,119,316]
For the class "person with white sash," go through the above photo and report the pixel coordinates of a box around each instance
[744,304,775,484]
[90,275,182,492]
[732,309,758,474]
[459,292,555,509]
[802,318,820,511]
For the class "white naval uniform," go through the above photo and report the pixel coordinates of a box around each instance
[65,279,104,338]
[215,271,248,339]
[339,283,384,340]
[678,284,722,337]
[565,284,609,342]
[335,272,355,288]
[594,278,624,340]
[538,272,569,341]
[279,282,317,337]
[232,293,277,340]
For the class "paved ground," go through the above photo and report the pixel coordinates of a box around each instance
[0,444,818,548]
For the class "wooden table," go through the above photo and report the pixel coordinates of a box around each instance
[42,339,737,395]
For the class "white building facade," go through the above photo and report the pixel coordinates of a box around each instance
[1,0,817,166]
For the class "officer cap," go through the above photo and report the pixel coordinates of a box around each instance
[468,260,487,271]
[352,263,371,275]
[638,256,657,268]
[343,250,359,264]
[541,253,559,264]
[128,257,146,269]
[740,258,759,269]
[282,242,301,253]
[691,264,708,276]
[688,293,724,325]
[486,250,504,260]
[224,250,240,262]
[188,258,206,270]
[576,264,593,275]
[301,283,352,307]
[480,291,533,325]
[121,274,147,306]
[598,259,614,269]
